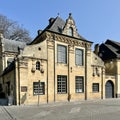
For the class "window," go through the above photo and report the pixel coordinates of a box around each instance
[7,58,13,66]
[92,83,99,92]
[68,27,73,36]
[57,45,67,64]
[7,61,11,66]
[75,48,84,66]
[33,82,45,95]
[36,61,40,70]
[57,75,67,94]
[75,76,84,93]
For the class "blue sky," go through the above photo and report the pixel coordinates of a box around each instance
[1,0,120,47]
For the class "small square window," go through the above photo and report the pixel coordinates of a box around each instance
[92,83,99,92]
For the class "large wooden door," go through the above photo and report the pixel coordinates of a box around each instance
[105,81,114,98]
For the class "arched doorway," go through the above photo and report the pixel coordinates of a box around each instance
[105,80,114,98]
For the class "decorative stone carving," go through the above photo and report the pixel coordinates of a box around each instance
[19,60,28,68]
[31,67,35,72]
[19,61,28,66]
[40,68,44,73]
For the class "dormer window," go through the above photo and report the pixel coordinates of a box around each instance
[68,27,73,36]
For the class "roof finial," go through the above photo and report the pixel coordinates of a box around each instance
[69,13,72,16]
[57,13,60,17]
[69,13,72,19]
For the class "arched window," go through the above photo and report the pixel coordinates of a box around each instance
[68,27,73,36]
[36,61,40,70]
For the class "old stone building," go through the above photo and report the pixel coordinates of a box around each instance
[0,14,115,105]
[95,40,120,98]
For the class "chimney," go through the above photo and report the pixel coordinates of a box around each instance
[49,18,55,25]
[37,30,42,35]
[94,44,99,55]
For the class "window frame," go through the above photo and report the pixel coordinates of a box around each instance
[57,75,67,94]
[92,83,99,93]
[75,48,84,66]
[75,76,84,93]
[36,61,40,70]
[33,82,45,95]
[57,44,67,64]
[68,27,73,36]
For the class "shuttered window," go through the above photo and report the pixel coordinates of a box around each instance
[57,45,67,64]
[75,48,83,66]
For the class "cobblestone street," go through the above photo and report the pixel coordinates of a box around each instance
[1,99,120,120]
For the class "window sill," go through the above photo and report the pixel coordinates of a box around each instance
[57,93,67,94]
[75,92,84,94]
[92,92,99,93]
[57,63,68,66]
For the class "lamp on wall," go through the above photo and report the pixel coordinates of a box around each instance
[70,67,72,72]
[110,59,113,64]
[92,66,95,76]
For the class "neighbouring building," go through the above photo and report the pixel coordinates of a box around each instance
[94,39,120,98]
[0,13,118,105]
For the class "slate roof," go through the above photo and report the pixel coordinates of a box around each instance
[99,39,120,60]
[31,15,91,44]
[45,16,87,40]
[46,16,65,34]
[2,61,15,76]
[1,38,26,52]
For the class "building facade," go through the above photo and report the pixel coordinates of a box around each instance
[0,14,116,105]
[95,40,120,98]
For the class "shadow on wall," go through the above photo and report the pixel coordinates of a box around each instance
[21,93,27,104]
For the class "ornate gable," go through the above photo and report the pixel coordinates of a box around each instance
[62,13,80,38]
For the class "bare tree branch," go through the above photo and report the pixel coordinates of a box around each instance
[0,14,32,43]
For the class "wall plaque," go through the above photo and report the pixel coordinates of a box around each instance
[21,86,27,92]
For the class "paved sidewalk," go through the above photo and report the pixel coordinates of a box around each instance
[1,98,120,120]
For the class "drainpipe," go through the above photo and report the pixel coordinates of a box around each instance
[54,37,56,102]
[101,67,104,99]
[14,59,17,105]
[47,42,48,103]
[68,45,70,102]
[85,43,87,100]
[18,58,20,105]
